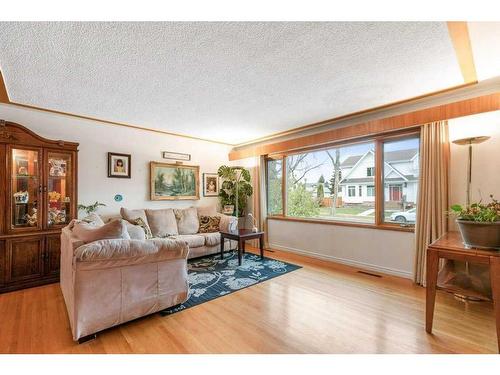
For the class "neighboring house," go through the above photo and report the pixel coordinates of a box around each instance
[338,149,419,206]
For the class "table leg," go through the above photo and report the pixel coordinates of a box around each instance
[220,236,225,259]
[259,235,264,259]
[489,256,500,353]
[238,239,243,266]
[425,249,439,334]
[242,240,246,254]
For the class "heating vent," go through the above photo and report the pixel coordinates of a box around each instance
[357,270,382,278]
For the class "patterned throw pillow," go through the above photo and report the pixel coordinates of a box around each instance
[133,217,153,239]
[198,215,221,233]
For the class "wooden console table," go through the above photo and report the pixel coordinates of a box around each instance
[426,231,500,352]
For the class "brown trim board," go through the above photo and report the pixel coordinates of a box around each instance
[229,92,500,160]
[0,70,9,103]
[447,22,478,84]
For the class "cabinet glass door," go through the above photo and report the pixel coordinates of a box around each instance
[46,151,73,227]
[10,148,41,229]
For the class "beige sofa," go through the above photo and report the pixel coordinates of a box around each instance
[60,207,236,342]
[118,206,238,259]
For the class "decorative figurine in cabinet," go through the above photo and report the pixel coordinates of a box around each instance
[0,120,78,293]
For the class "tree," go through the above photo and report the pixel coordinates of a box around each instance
[286,153,325,216]
[267,160,283,214]
[287,183,320,217]
[326,149,341,215]
[316,175,325,206]
[286,153,324,185]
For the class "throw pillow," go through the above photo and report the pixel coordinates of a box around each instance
[72,219,131,244]
[145,208,178,237]
[81,212,105,226]
[198,215,221,233]
[124,221,147,240]
[175,207,200,235]
[133,217,153,239]
[120,207,149,226]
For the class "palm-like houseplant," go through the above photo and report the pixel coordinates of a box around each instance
[217,165,253,217]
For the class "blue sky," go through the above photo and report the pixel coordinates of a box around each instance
[289,138,419,183]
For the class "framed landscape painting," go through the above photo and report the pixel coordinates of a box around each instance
[150,162,200,200]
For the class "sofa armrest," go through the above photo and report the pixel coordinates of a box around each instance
[215,213,238,232]
[73,238,189,270]
[62,226,85,252]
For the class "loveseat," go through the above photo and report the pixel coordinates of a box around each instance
[60,206,237,342]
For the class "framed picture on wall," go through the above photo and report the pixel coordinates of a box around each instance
[150,162,200,200]
[203,173,219,197]
[108,152,131,178]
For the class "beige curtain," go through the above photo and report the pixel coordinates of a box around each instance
[414,121,450,285]
[247,156,268,248]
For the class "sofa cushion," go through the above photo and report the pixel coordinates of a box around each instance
[72,219,131,244]
[174,234,205,248]
[201,232,221,247]
[175,207,200,235]
[198,215,221,233]
[120,207,149,226]
[145,208,178,237]
[124,222,147,240]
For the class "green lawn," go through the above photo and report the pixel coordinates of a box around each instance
[318,206,373,216]
[287,205,400,223]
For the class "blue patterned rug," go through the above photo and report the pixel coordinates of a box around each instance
[160,251,301,316]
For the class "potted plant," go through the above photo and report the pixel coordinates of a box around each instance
[217,165,253,218]
[450,195,500,250]
[77,201,107,216]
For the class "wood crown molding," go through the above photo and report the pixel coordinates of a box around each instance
[0,70,9,103]
[229,92,500,160]
[234,82,476,147]
[447,22,478,84]
[1,101,233,146]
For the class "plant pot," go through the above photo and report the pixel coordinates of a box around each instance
[456,220,500,250]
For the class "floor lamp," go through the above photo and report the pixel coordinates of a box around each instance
[234,168,243,229]
[451,135,490,301]
[452,136,490,207]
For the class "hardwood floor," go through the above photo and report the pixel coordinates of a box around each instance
[0,247,497,354]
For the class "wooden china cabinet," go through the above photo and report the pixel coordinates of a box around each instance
[0,120,78,293]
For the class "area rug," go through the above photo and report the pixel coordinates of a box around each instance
[160,251,301,315]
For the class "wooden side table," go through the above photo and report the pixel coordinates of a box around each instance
[426,231,500,352]
[220,229,265,266]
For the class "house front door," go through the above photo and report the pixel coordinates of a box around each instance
[389,185,402,201]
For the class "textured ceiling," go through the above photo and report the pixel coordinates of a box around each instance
[0,22,464,144]
[468,22,500,81]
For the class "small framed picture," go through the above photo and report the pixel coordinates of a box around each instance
[203,173,219,197]
[223,205,234,215]
[162,151,191,161]
[108,152,131,178]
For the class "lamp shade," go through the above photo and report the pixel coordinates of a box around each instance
[452,136,490,146]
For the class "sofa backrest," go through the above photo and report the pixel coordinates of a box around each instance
[119,206,218,237]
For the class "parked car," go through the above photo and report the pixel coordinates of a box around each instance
[390,208,416,223]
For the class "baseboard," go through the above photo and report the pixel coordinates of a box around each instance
[269,243,414,280]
